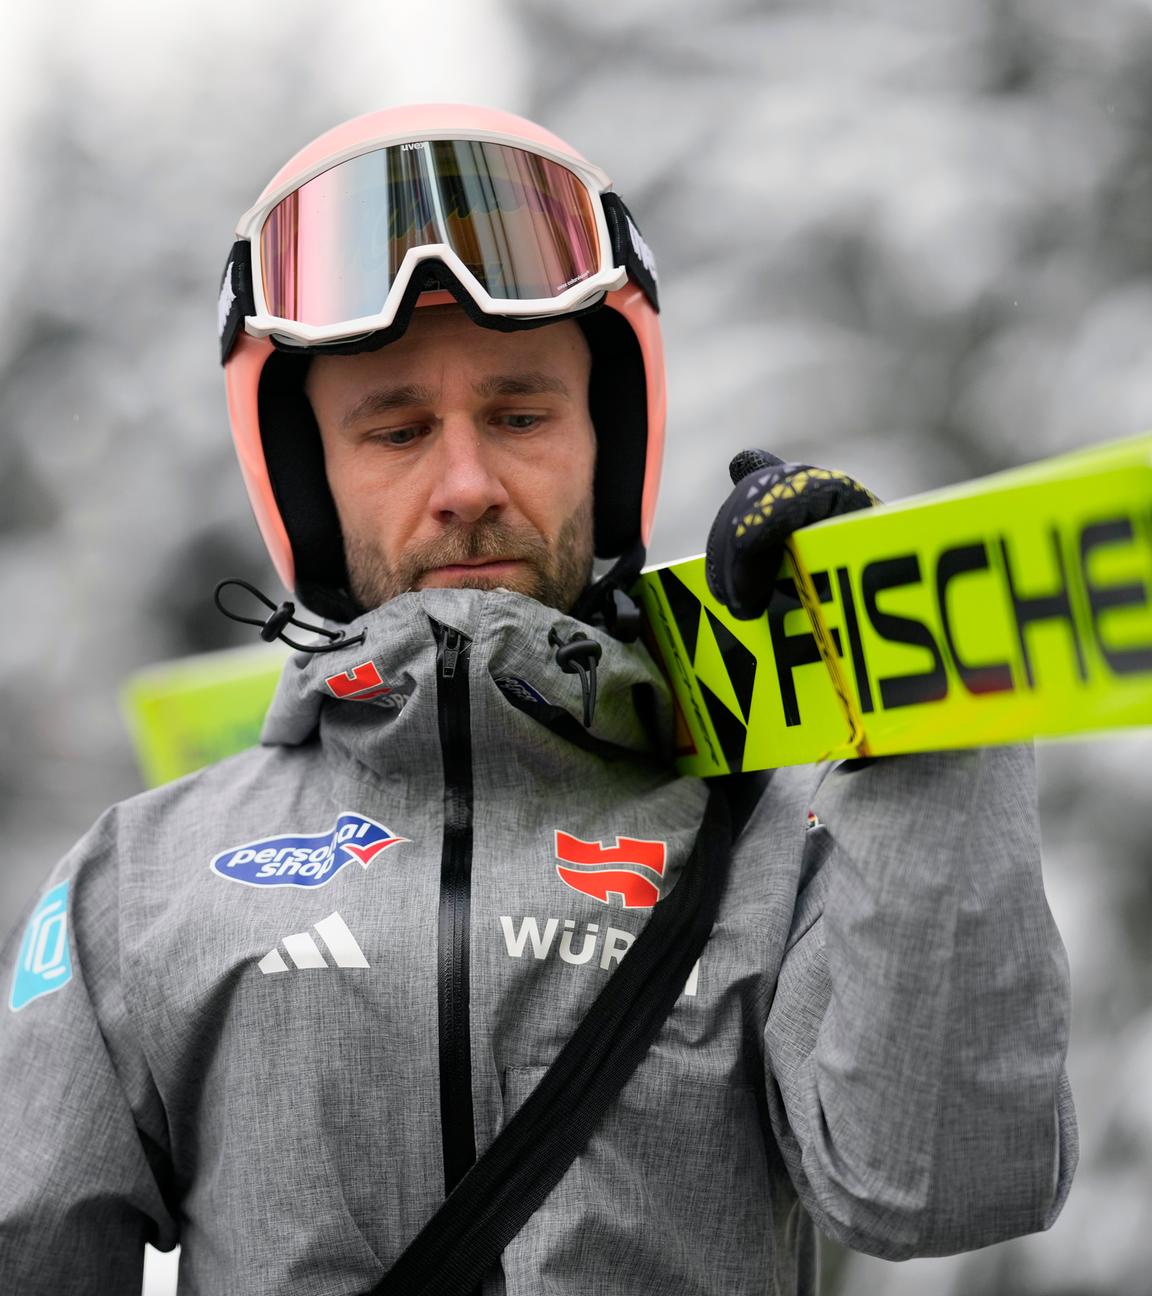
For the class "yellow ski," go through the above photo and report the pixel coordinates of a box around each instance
[125,435,1152,785]
[637,434,1152,775]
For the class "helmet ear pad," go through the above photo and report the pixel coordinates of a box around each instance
[579,306,648,560]
[257,352,362,622]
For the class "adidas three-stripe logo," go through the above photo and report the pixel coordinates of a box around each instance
[258,911,369,974]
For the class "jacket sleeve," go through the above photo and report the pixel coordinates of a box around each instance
[0,813,177,1294]
[762,744,1077,1260]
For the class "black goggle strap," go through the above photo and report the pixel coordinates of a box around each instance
[218,239,255,364]
[601,192,659,313]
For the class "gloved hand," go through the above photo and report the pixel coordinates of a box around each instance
[705,450,879,619]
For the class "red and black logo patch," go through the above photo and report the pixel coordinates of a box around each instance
[553,831,668,909]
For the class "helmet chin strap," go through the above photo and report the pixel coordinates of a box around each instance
[570,540,646,641]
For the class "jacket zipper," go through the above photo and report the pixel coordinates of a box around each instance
[432,619,478,1196]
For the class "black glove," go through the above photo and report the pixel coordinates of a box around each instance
[705,450,879,619]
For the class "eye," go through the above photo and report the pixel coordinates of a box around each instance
[501,413,543,431]
[371,425,427,447]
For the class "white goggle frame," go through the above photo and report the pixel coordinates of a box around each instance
[233,126,628,348]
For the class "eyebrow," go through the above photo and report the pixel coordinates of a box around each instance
[471,372,571,399]
[341,371,572,430]
[342,385,436,429]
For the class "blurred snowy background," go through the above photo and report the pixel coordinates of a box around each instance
[2,0,1151,1292]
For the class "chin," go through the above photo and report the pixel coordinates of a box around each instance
[422,573,541,598]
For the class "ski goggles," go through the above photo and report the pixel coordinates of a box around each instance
[219,132,659,362]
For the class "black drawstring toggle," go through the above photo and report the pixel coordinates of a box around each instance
[214,579,366,655]
[258,601,296,643]
[549,628,602,728]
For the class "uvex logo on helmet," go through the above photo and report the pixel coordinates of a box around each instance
[625,215,658,285]
[553,831,667,909]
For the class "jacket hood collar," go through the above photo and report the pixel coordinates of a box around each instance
[261,588,677,763]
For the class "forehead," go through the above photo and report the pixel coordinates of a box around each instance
[308,307,592,398]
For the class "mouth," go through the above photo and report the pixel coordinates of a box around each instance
[419,559,528,584]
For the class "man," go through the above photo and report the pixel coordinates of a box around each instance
[0,104,1075,1294]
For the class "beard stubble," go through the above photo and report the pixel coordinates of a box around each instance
[343,495,595,614]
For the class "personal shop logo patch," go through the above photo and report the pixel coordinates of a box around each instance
[211,813,406,889]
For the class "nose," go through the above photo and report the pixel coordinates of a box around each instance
[425,416,510,525]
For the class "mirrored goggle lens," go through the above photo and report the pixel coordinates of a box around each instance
[259,140,603,326]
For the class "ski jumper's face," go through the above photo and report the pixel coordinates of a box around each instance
[306,305,598,613]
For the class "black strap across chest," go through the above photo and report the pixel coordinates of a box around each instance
[366,774,757,1296]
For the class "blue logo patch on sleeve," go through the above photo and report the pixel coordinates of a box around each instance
[210,813,406,889]
[10,880,73,1012]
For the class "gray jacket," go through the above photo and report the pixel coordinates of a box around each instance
[0,588,1077,1294]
